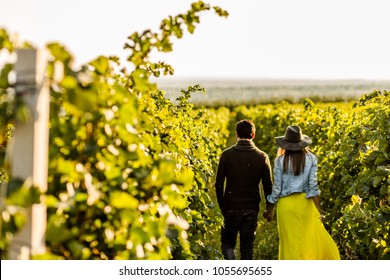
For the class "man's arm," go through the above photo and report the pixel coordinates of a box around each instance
[261,154,275,222]
[215,153,226,212]
[262,154,273,208]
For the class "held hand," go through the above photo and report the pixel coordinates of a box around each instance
[262,209,274,222]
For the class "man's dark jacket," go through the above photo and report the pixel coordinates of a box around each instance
[215,139,273,212]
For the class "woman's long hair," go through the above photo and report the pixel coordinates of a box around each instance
[277,148,308,176]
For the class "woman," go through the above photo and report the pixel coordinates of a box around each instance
[263,125,340,260]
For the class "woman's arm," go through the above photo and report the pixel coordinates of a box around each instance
[312,196,322,213]
[267,157,283,204]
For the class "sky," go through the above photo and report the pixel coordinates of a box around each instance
[1,0,390,80]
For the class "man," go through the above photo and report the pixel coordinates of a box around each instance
[215,119,273,260]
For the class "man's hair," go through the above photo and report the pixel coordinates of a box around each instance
[236,119,255,139]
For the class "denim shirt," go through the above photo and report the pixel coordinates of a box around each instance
[267,152,321,204]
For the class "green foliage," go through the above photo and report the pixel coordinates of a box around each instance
[254,219,278,260]
[0,28,14,52]
[1,1,230,260]
[44,49,229,259]
[318,90,390,259]
[0,29,15,156]
[1,1,389,260]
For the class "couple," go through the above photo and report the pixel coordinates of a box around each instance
[215,119,340,260]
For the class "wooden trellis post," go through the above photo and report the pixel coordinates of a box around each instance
[8,48,49,259]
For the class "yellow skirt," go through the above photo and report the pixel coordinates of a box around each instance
[277,193,340,260]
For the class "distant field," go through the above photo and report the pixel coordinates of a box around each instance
[156,77,390,106]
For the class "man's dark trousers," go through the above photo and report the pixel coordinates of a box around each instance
[221,209,258,260]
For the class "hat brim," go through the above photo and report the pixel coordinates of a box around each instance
[275,135,312,151]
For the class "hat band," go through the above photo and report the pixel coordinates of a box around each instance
[285,135,302,143]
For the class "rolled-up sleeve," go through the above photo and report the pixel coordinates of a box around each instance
[306,154,321,198]
[267,157,283,204]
